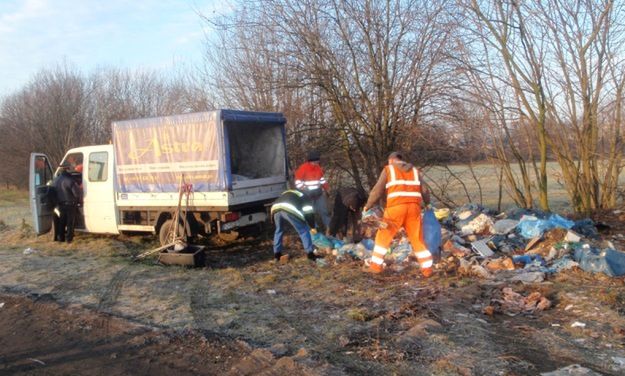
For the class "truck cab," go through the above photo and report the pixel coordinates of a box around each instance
[29,145,119,236]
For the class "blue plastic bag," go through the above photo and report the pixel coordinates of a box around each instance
[423,209,442,261]
[512,254,545,267]
[573,247,625,277]
[517,214,575,239]
[360,238,375,251]
[331,238,344,249]
[311,232,333,249]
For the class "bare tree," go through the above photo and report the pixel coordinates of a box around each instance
[200,0,456,191]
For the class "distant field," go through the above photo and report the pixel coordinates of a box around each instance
[424,161,624,214]
[0,189,29,226]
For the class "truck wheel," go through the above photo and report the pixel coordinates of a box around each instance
[159,219,185,246]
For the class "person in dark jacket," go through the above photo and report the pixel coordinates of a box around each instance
[271,189,320,262]
[53,162,82,243]
[329,187,366,242]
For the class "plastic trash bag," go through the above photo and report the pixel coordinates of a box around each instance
[573,246,625,277]
[548,214,575,229]
[311,232,334,249]
[542,257,578,274]
[361,206,387,229]
[512,254,545,267]
[337,243,371,260]
[434,208,450,221]
[360,238,374,251]
[391,238,412,263]
[331,238,344,249]
[493,219,519,235]
[517,214,575,239]
[572,218,599,239]
[423,209,442,261]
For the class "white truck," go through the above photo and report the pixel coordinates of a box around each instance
[30,110,288,245]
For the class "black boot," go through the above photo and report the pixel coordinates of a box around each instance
[307,252,323,261]
[274,252,282,261]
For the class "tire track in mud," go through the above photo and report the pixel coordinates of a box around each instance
[96,266,132,338]
[188,279,385,374]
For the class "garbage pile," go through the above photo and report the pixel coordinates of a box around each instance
[440,204,625,280]
[310,203,625,279]
[311,208,442,269]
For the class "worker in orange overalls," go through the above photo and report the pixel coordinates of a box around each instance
[294,151,330,231]
[362,152,433,277]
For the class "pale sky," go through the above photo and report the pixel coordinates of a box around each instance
[0,0,224,96]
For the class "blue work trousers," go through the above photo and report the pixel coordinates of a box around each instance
[273,211,314,255]
[312,193,331,230]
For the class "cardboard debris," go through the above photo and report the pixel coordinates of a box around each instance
[488,287,551,316]
[485,257,515,271]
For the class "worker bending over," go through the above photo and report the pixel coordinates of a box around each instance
[271,189,321,263]
[362,152,433,277]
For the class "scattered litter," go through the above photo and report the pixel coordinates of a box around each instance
[434,208,450,220]
[493,219,519,235]
[488,287,551,316]
[573,246,625,277]
[0,302,4,308]
[23,248,39,255]
[551,324,561,327]
[458,259,492,279]
[524,236,543,251]
[315,258,328,267]
[570,322,586,328]
[612,356,625,370]
[362,207,387,229]
[564,305,573,311]
[572,219,599,238]
[266,289,277,295]
[28,358,46,366]
[565,231,582,243]
[311,232,342,250]
[461,213,494,235]
[443,240,471,257]
[513,254,545,267]
[518,214,574,239]
[390,238,412,263]
[360,238,374,251]
[541,364,602,376]
[457,210,475,221]
[509,271,545,284]
[545,257,578,273]
[485,257,515,271]
[471,239,494,257]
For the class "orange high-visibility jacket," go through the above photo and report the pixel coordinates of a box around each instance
[294,162,329,193]
[384,164,422,207]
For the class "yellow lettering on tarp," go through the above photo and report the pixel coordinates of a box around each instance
[122,171,218,185]
[127,133,205,161]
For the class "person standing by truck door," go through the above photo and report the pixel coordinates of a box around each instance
[362,152,434,277]
[54,162,82,243]
[271,189,321,262]
[294,151,331,232]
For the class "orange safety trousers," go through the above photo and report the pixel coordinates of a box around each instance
[369,203,433,272]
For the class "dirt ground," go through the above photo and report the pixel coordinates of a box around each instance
[1,194,625,375]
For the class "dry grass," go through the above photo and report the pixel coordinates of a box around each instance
[425,161,625,213]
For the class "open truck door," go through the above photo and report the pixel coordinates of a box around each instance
[29,153,55,235]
